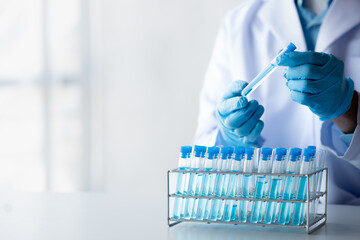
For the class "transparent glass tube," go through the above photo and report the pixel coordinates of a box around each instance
[263,148,287,224]
[250,148,273,223]
[241,42,296,97]
[291,149,315,226]
[239,147,257,223]
[172,148,192,219]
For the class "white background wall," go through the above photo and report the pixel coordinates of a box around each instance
[98,0,245,198]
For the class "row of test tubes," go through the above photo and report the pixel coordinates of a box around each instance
[171,145,325,225]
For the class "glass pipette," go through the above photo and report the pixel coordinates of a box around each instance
[241,42,297,97]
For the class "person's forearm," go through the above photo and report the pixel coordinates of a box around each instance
[332,91,358,134]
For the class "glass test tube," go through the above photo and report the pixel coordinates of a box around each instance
[172,146,192,219]
[241,42,297,97]
[222,146,245,221]
[291,148,316,226]
[277,148,302,225]
[182,145,206,219]
[209,147,232,221]
[238,147,257,223]
[250,147,273,223]
[194,146,219,220]
[263,148,287,224]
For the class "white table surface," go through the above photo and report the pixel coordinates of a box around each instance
[0,192,359,240]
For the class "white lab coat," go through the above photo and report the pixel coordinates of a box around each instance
[195,0,360,204]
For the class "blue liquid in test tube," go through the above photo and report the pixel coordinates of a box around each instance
[241,42,297,97]
[222,146,245,221]
[291,148,316,226]
[217,147,234,220]
[263,148,287,224]
[172,146,192,219]
[209,147,232,221]
[203,161,219,220]
[238,147,257,223]
[195,146,220,220]
[250,148,273,223]
[277,148,302,225]
[182,145,206,219]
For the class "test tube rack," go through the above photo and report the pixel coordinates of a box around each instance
[167,168,327,234]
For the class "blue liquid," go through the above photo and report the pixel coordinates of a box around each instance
[250,176,266,223]
[213,173,225,196]
[217,200,226,220]
[222,200,238,221]
[187,172,198,195]
[195,198,207,220]
[263,178,282,224]
[209,199,221,221]
[221,174,238,221]
[278,175,295,225]
[179,171,190,218]
[191,172,206,219]
[176,172,183,194]
[239,175,251,222]
[227,174,238,198]
[201,173,217,220]
[183,172,198,219]
[292,176,307,226]
[230,203,238,221]
[221,174,230,196]
[172,169,186,219]
[207,173,217,195]
[172,197,183,219]
[242,64,277,97]
[203,199,212,220]
[195,172,211,220]
[183,198,195,219]
[209,173,225,220]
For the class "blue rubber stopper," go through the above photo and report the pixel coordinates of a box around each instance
[194,145,206,158]
[180,146,192,158]
[234,146,245,161]
[245,147,254,160]
[289,147,302,161]
[275,148,287,161]
[303,148,316,162]
[207,146,220,160]
[261,147,273,160]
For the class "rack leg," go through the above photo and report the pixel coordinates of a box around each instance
[168,220,182,227]
[307,218,326,234]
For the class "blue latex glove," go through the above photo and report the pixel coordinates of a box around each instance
[277,51,354,121]
[217,80,264,147]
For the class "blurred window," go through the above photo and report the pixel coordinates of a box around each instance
[0,0,93,191]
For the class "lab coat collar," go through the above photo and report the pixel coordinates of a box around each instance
[316,0,360,51]
[258,0,307,51]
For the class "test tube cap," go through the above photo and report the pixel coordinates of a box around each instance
[207,146,220,159]
[180,146,192,158]
[275,147,287,161]
[286,42,297,52]
[220,147,232,159]
[208,146,220,155]
[234,146,245,161]
[227,147,234,157]
[307,145,316,150]
[289,147,302,161]
[303,148,316,162]
[261,147,273,160]
[194,145,207,158]
[245,147,254,160]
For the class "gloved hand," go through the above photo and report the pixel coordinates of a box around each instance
[217,80,264,147]
[277,51,354,121]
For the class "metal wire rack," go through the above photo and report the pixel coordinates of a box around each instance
[167,168,327,234]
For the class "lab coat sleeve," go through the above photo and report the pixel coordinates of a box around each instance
[194,16,233,146]
[321,91,360,168]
